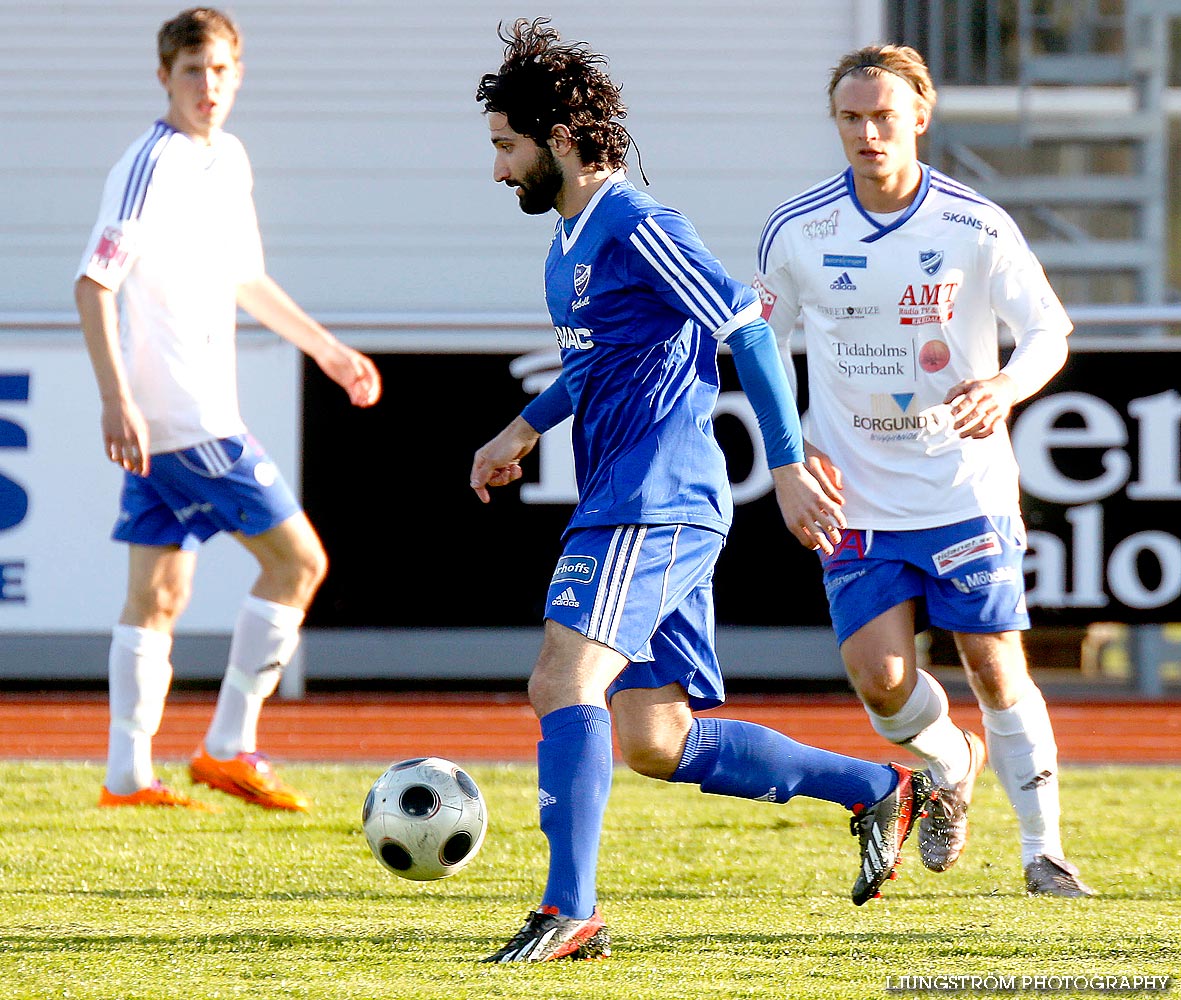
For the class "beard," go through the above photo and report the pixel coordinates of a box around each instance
[512,144,564,215]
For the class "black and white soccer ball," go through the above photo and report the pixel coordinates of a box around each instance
[362,757,488,881]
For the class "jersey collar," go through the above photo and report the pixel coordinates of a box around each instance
[846,163,930,243]
[559,169,627,255]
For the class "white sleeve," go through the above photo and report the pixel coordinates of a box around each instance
[988,215,1072,399]
[1000,324,1068,400]
[76,162,144,291]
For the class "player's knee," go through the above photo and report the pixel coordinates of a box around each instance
[617,731,681,780]
[261,542,327,607]
[526,666,570,719]
[304,541,329,591]
[289,541,328,598]
[956,632,1029,700]
[124,577,191,625]
[854,674,907,717]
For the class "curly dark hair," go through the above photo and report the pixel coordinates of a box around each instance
[475,18,630,171]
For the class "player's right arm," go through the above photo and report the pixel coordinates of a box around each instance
[74,275,150,476]
[75,132,159,476]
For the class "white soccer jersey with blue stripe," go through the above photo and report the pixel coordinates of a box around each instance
[545,172,762,536]
[77,122,265,453]
[755,164,1072,530]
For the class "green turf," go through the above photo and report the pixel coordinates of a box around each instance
[0,760,1177,999]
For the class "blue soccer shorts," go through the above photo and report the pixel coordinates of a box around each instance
[112,434,302,551]
[820,514,1030,646]
[544,523,728,710]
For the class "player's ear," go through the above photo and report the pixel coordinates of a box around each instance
[914,101,931,136]
[157,63,170,90]
[548,124,574,156]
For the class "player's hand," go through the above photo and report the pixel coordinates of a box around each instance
[804,440,845,501]
[101,397,151,476]
[771,461,846,555]
[945,374,1016,439]
[470,416,541,504]
[319,345,382,408]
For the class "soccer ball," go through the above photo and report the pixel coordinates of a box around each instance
[362,756,488,881]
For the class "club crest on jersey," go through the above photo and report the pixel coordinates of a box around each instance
[573,263,592,296]
[919,250,944,276]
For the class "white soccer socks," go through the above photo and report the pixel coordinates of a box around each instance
[980,685,1064,866]
[105,624,174,795]
[203,595,304,760]
[865,668,973,788]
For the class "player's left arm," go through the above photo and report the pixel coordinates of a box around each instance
[628,208,844,550]
[724,314,845,553]
[236,275,382,408]
[945,239,1070,439]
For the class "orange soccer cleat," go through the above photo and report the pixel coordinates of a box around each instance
[99,779,220,812]
[189,745,310,812]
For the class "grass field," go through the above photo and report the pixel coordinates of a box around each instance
[1,760,1177,999]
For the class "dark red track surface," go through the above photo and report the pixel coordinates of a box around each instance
[2,691,1178,763]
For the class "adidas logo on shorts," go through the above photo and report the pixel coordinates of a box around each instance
[550,587,580,608]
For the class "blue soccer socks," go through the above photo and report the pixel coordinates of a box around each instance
[537,704,614,920]
[671,717,897,812]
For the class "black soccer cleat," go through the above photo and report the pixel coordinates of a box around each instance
[919,729,987,872]
[1025,855,1096,898]
[850,764,937,905]
[482,905,611,962]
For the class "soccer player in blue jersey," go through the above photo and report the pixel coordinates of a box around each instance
[470,19,940,963]
[754,45,1092,898]
[75,8,381,813]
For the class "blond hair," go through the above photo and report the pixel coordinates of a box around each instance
[827,45,937,117]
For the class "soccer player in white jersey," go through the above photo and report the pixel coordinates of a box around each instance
[469,20,943,963]
[754,44,1092,897]
[74,8,381,813]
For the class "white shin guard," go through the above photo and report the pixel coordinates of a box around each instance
[203,596,304,759]
[105,625,174,795]
[865,668,971,787]
[981,685,1064,865]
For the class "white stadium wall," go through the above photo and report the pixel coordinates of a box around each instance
[1,0,884,314]
[0,0,884,680]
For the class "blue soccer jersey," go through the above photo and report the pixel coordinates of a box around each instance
[541,172,763,536]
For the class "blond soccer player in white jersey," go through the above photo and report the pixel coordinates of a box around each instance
[75,7,381,813]
[753,44,1093,897]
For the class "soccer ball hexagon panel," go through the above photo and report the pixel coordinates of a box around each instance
[362,756,488,881]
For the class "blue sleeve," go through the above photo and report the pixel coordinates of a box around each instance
[625,207,757,333]
[725,318,805,468]
[521,372,573,434]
